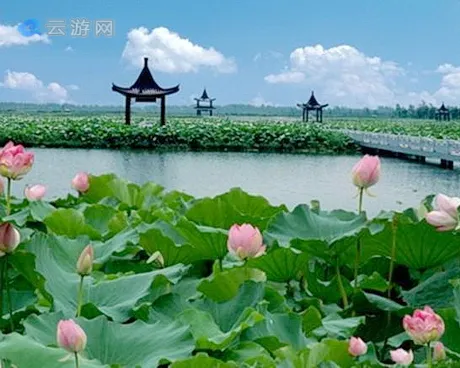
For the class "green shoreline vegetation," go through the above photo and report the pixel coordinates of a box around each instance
[0,116,357,153]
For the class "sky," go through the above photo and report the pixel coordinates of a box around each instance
[1,0,460,108]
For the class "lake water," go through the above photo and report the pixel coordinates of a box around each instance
[14,148,460,217]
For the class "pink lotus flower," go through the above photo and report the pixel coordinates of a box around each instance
[403,306,445,345]
[57,319,87,353]
[71,172,90,193]
[390,349,414,366]
[426,193,460,231]
[351,155,381,189]
[76,245,94,276]
[24,184,46,201]
[433,342,446,361]
[0,141,34,180]
[227,223,266,260]
[348,336,367,357]
[0,223,20,256]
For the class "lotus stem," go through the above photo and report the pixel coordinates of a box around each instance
[426,344,432,368]
[0,257,4,317]
[335,258,349,308]
[353,188,364,291]
[75,352,80,368]
[5,255,14,331]
[353,239,361,291]
[6,178,11,215]
[76,276,84,317]
[387,217,398,299]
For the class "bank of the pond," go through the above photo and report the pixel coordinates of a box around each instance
[0,117,357,153]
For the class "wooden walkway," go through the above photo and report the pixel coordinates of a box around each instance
[341,129,460,169]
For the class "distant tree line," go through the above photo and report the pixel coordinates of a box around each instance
[0,102,457,119]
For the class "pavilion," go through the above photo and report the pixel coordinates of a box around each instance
[435,103,450,121]
[297,91,329,122]
[112,57,180,125]
[194,88,216,116]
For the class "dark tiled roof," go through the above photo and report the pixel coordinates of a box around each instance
[298,91,328,109]
[112,57,179,97]
[439,103,449,112]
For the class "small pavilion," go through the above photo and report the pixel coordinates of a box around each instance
[194,88,216,116]
[297,91,329,122]
[112,57,180,126]
[435,103,450,121]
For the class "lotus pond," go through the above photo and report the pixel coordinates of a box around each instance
[1,139,460,367]
[0,163,459,366]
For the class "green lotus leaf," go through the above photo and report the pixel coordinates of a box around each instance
[0,332,106,368]
[360,216,460,270]
[265,204,366,247]
[24,313,194,367]
[25,233,188,321]
[185,187,287,230]
[171,353,238,368]
[198,267,266,302]
[246,247,310,282]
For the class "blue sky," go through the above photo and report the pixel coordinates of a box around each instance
[1,0,460,107]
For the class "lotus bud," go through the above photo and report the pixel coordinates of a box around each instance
[351,155,381,189]
[390,349,414,366]
[433,342,446,361]
[147,251,164,268]
[57,319,87,353]
[348,337,367,357]
[403,306,445,345]
[76,245,94,276]
[0,141,34,180]
[227,223,266,260]
[0,223,20,256]
[24,184,46,201]
[426,193,460,231]
[71,172,90,194]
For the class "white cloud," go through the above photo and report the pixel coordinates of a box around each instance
[436,63,460,74]
[429,63,460,104]
[265,71,305,84]
[121,26,236,73]
[2,71,43,90]
[1,71,72,103]
[265,44,405,107]
[249,94,274,107]
[0,23,49,47]
[65,45,74,52]
[253,50,284,63]
[67,84,80,91]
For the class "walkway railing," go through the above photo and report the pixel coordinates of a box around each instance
[338,129,460,162]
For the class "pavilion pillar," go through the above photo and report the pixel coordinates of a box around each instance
[125,96,131,125]
[320,109,323,123]
[306,109,309,122]
[160,96,166,126]
[316,109,319,122]
[210,109,213,117]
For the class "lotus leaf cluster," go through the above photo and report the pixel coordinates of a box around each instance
[0,166,456,367]
[0,115,355,153]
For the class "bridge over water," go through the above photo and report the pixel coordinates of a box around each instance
[341,130,460,170]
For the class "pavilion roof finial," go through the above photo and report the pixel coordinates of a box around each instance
[144,57,149,68]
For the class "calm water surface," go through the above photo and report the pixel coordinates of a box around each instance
[16,148,460,217]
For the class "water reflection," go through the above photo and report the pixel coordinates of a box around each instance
[15,148,460,217]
